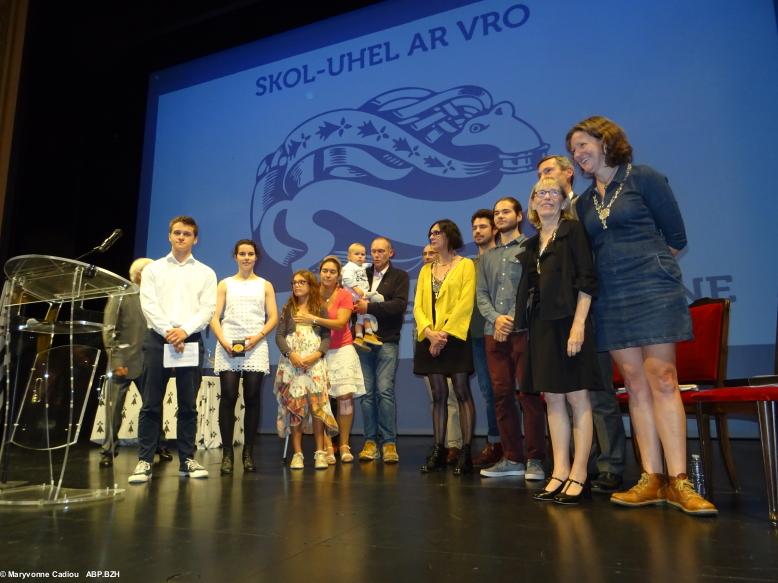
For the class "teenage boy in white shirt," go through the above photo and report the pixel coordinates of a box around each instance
[128,215,216,484]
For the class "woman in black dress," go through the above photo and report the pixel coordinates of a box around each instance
[515,177,599,504]
[413,219,477,475]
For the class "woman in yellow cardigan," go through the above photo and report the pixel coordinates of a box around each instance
[413,219,477,475]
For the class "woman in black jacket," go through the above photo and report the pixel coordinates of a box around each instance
[515,176,600,504]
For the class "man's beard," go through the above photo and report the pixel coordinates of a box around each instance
[475,237,494,248]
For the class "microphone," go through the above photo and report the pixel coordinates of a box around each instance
[75,228,124,261]
[96,229,123,253]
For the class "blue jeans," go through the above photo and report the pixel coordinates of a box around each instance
[472,336,499,439]
[358,342,399,445]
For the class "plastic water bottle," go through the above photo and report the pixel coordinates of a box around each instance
[689,454,706,497]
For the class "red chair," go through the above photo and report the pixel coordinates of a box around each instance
[614,298,739,489]
[690,386,778,525]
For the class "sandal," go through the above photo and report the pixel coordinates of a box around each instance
[339,445,354,463]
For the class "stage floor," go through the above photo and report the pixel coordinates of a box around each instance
[1,436,777,583]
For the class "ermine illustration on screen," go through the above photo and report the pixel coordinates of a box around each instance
[250,85,547,289]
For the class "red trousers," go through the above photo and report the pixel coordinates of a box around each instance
[485,333,546,463]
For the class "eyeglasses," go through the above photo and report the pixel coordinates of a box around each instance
[291,280,309,287]
[535,190,563,199]
[429,230,442,238]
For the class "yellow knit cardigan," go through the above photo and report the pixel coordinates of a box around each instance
[413,257,476,342]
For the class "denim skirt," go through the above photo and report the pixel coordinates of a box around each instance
[594,252,692,351]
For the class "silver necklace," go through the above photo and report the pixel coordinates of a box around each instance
[592,163,632,229]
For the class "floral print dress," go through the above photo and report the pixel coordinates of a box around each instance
[274,323,338,437]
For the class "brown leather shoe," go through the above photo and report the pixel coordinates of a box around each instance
[610,472,667,507]
[473,442,503,467]
[665,474,718,516]
[446,447,461,465]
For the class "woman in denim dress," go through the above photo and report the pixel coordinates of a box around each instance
[566,116,716,516]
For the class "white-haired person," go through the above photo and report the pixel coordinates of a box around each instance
[101,258,173,467]
[514,177,599,504]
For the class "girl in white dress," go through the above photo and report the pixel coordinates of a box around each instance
[211,240,278,475]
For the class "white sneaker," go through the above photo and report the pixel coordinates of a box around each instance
[289,452,304,469]
[128,460,152,484]
[314,450,328,469]
[179,458,209,479]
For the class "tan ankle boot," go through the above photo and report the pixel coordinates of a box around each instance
[610,472,667,507]
[665,474,718,516]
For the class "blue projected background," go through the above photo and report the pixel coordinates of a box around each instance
[138,0,778,435]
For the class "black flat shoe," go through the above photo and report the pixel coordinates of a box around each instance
[243,448,257,473]
[221,452,234,475]
[553,478,591,505]
[157,447,173,462]
[420,444,446,473]
[99,452,115,468]
[533,476,566,501]
[591,471,623,493]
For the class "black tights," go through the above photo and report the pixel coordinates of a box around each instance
[219,370,264,451]
[427,372,475,446]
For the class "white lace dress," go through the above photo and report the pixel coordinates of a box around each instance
[213,277,270,373]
